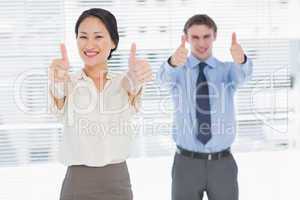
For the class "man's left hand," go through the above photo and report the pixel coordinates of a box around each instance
[230,32,245,64]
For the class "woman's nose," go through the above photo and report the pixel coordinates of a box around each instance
[86,39,96,48]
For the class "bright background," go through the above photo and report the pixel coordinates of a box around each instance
[0,0,300,199]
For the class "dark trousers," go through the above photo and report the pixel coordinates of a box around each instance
[60,162,133,200]
[171,152,238,200]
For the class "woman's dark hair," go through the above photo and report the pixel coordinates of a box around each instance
[183,14,217,34]
[75,8,119,60]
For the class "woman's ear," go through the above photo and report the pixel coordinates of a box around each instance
[111,41,116,50]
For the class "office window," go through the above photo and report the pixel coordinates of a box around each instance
[0,0,291,166]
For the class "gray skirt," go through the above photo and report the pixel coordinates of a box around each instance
[60,162,133,200]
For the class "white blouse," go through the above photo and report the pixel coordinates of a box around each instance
[49,70,141,167]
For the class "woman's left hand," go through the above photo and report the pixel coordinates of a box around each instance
[125,43,153,94]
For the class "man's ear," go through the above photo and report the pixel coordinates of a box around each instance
[213,32,217,41]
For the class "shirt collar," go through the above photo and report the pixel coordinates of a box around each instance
[74,69,112,81]
[187,53,217,69]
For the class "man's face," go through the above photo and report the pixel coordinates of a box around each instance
[185,24,216,60]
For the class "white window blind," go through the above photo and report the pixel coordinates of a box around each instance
[0,0,291,166]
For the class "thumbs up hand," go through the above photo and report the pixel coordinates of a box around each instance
[230,32,245,64]
[170,35,188,67]
[49,43,70,99]
[125,43,152,94]
[49,43,70,83]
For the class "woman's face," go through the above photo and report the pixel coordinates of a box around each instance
[76,16,116,68]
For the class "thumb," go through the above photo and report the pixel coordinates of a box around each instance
[60,43,69,68]
[129,42,137,67]
[180,35,186,48]
[231,32,238,46]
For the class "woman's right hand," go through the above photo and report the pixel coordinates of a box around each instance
[49,44,70,100]
[49,43,70,83]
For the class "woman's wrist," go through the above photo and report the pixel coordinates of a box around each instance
[49,81,66,99]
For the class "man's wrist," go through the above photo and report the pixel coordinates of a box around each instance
[241,54,247,64]
[167,56,177,68]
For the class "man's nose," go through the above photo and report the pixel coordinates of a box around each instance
[197,38,205,46]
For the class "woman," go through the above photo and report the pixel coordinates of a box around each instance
[48,8,152,200]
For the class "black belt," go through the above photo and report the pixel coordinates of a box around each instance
[176,146,231,160]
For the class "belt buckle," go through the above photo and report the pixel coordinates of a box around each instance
[208,154,212,160]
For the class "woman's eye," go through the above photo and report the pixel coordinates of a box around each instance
[95,36,103,39]
[79,36,87,39]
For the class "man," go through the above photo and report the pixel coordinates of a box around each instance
[157,14,253,200]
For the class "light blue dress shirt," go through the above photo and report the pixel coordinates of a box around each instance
[157,53,253,153]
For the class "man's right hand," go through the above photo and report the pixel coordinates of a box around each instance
[170,35,188,67]
[49,43,70,83]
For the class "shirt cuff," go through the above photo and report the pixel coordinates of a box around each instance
[235,55,253,78]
